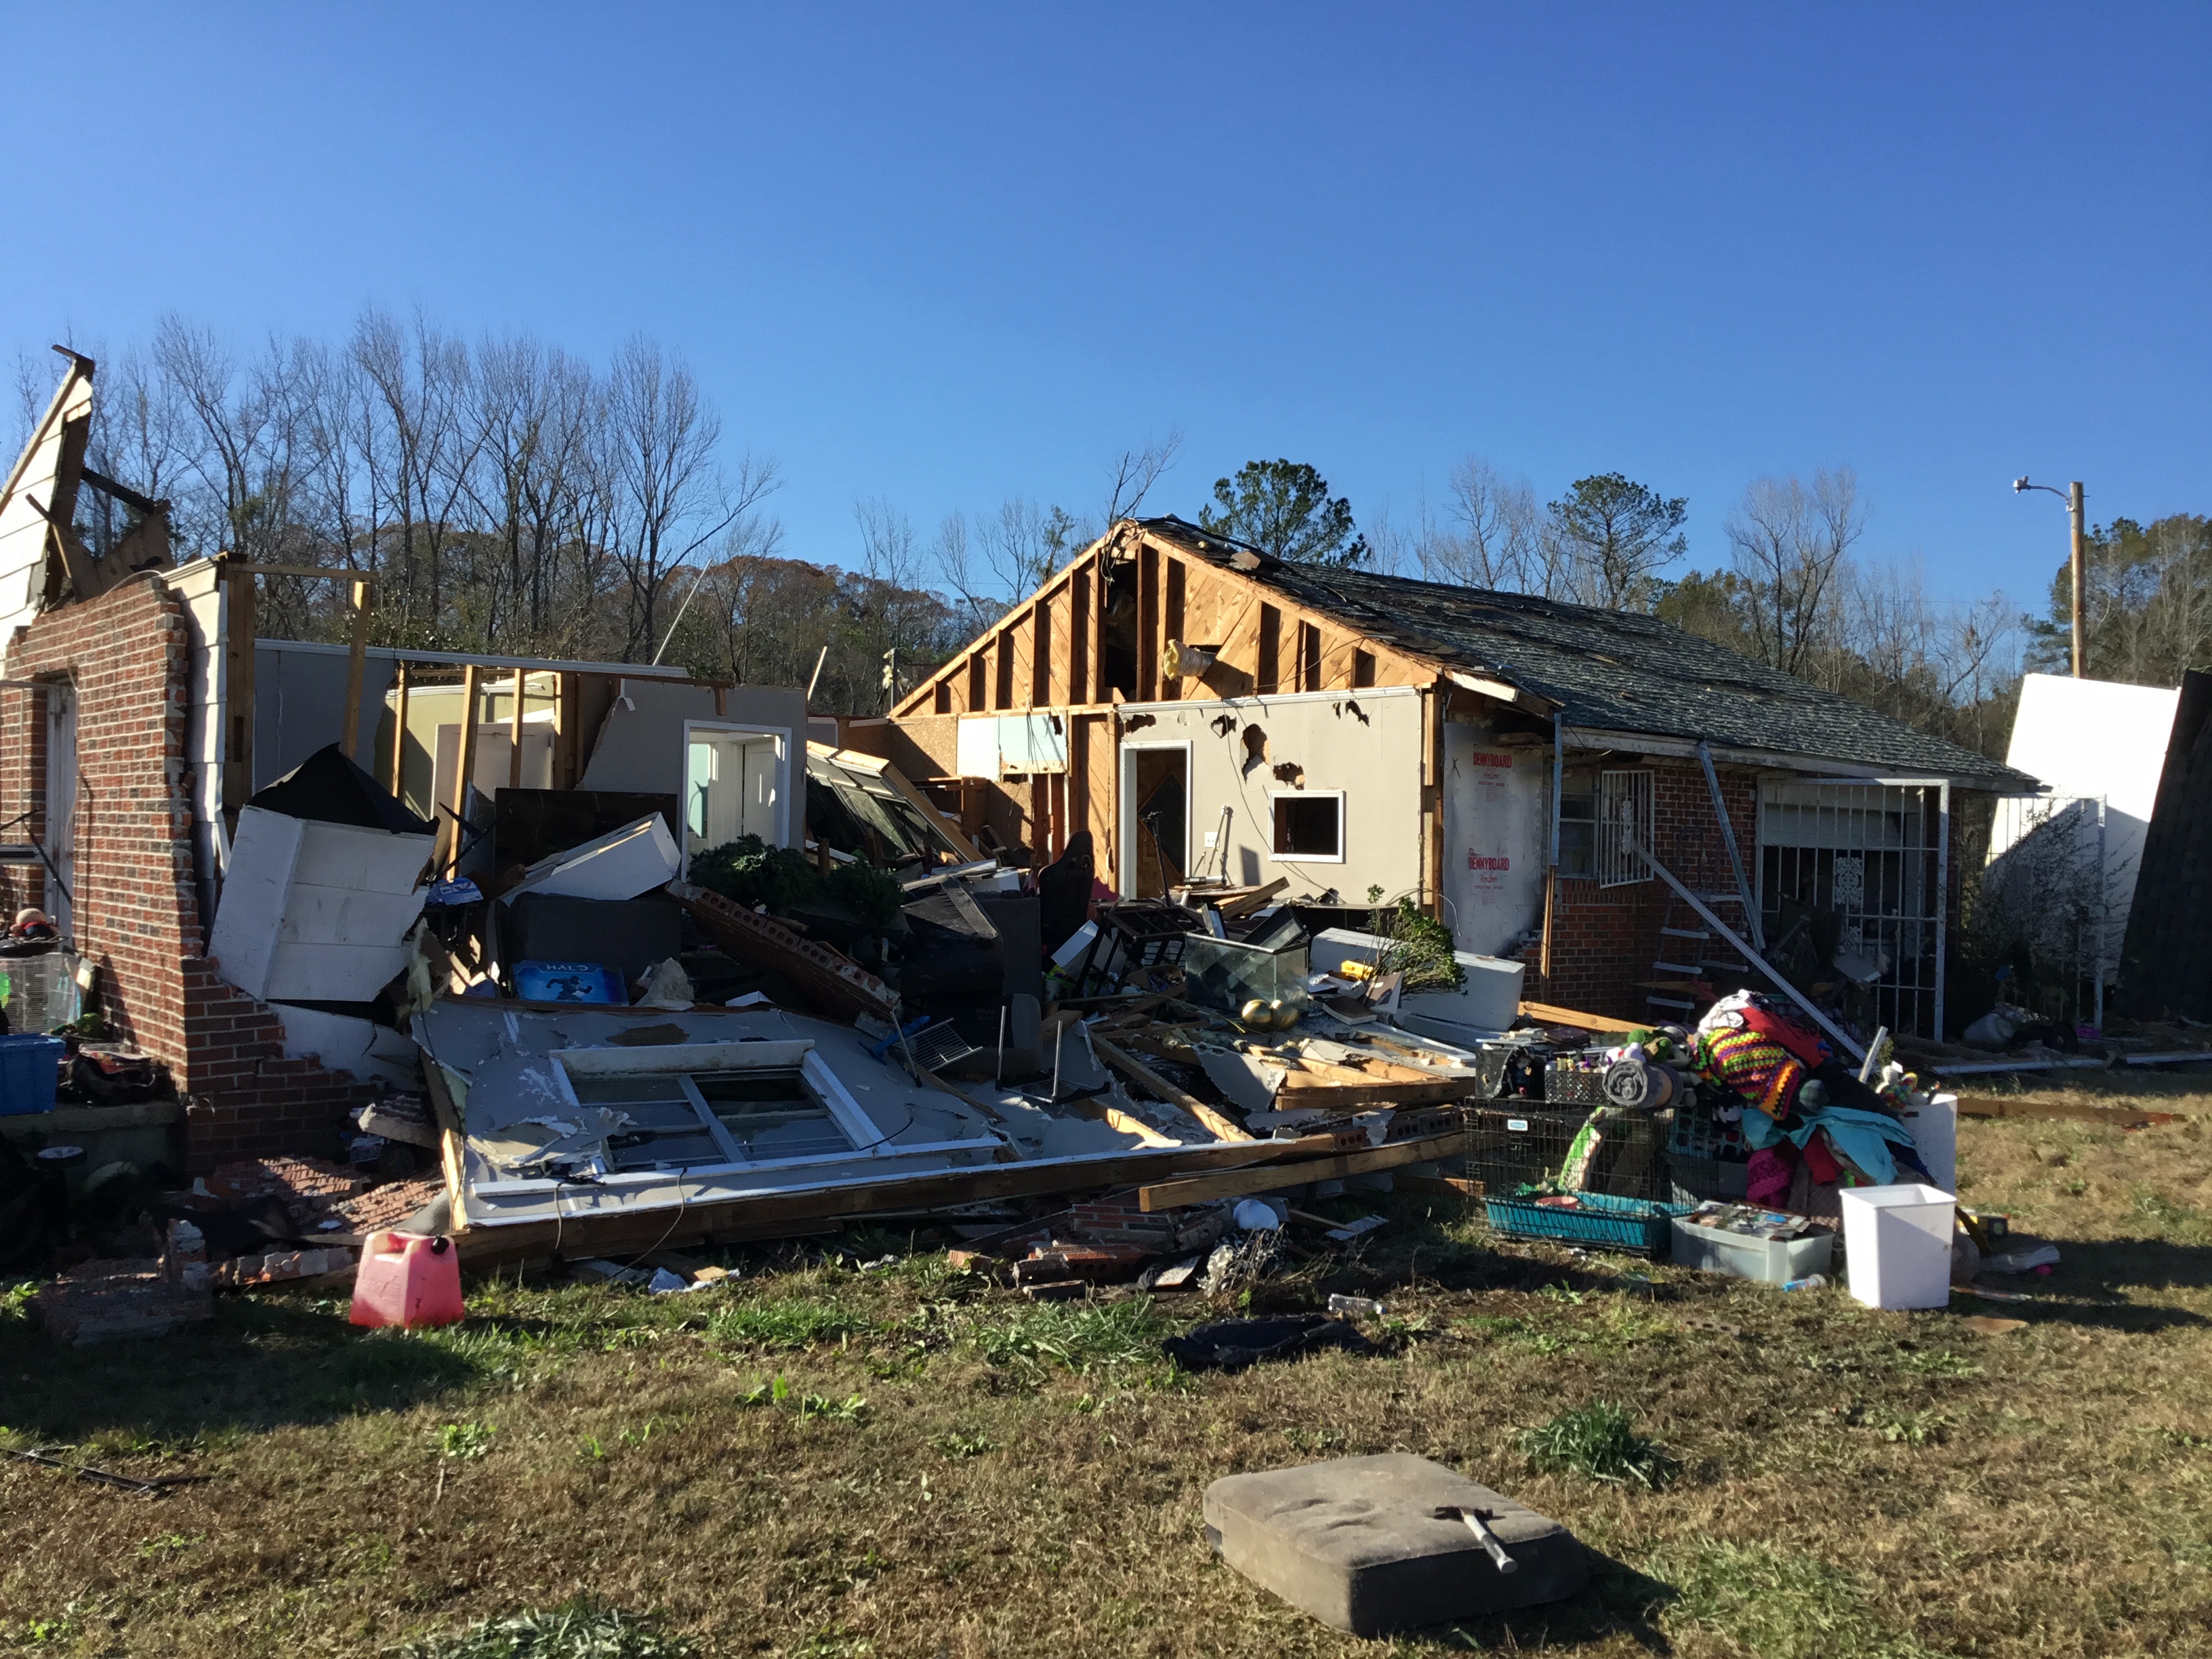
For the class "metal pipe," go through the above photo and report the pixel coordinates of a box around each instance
[1698,740,1763,951]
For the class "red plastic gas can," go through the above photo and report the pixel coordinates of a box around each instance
[350,1230,466,1328]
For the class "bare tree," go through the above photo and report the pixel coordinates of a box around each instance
[1725,466,1864,674]
[1415,457,1548,592]
[1101,428,1183,524]
[604,334,775,660]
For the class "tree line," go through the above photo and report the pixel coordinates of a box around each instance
[16,314,2192,751]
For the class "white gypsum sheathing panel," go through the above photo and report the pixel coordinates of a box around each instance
[268,1003,424,1091]
[504,813,681,903]
[207,806,432,1001]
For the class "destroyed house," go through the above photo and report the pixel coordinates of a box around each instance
[0,351,825,1168]
[865,515,2035,1040]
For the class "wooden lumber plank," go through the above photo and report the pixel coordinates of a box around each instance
[1092,1035,1253,1141]
[1216,877,1288,919]
[1518,998,1640,1033]
[1952,1094,2180,1128]
[1136,1126,1469,1212]
[340,575,373,761]
[444,663,481,872]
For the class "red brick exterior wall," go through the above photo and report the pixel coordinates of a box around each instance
[1514,758,1763,1023]
[0,577,375,1170]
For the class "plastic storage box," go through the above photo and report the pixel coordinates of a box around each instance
[1839,1183,1957,1309]
[0,1033,65,1115]
[1671,1215,1835,1284]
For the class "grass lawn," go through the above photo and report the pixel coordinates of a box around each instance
[4,1075,2211,1658]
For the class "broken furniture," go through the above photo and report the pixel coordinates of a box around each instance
[1205,1453,1585,1636]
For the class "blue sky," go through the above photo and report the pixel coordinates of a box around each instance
[3,3,2205,613]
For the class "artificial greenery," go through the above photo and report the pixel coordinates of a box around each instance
[1364,895,1465,991]
[687,834,825,910]
[825,859,903,929]
[689,834,902,928]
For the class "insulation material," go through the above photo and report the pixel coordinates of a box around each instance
[1439,720,1548,958]
[207,806,433,1002]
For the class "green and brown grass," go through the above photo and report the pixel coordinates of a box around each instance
[4,1072,2212,1657]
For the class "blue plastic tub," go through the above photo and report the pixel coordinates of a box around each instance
[0,1033,66,1115]
[1484,1190,1695,1256]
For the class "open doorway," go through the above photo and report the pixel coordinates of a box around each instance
[683,722,792,864]
[1120,743,1190,898]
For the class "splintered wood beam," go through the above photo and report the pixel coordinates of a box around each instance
[1092,1035,1253,1142]
[1136,1126,1469,1211]
[445,663,482,872]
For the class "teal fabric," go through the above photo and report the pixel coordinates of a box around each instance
[1739,1103,1923,1185]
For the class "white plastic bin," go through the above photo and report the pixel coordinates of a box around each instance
[1671,1217,1835,1285]
[1839,1183,1956,1309]
[1896,1092,1958,1194]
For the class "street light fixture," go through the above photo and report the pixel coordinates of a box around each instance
[2014,475,2088,678]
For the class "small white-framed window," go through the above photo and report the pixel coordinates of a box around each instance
[1270,790,1346,863]
[550,1040,876,1172]
[1597,768,1654,886]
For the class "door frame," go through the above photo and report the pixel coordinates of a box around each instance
[1118,739,1192,899]
[680,720,795,867]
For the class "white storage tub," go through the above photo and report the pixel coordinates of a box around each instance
[1671,1216,1835,1284]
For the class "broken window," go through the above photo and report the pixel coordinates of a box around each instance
[552,1040,876,1172]
[1271,792,1345,861]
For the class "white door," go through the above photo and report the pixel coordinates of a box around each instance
[43,682,76,942]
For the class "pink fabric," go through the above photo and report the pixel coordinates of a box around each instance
[1745,1146,1796,1207]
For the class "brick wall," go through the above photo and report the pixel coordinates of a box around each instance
[1515,758,1763,1024]
[0,578,374,1170]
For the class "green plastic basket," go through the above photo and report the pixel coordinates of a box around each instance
[1484,1190,1694,1256]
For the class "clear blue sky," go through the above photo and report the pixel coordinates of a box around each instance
[4,3,2205,611]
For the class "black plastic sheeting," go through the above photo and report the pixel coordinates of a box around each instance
[245,743,433,836]
[1161,1315,1376,1374]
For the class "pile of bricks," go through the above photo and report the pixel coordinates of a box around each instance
[33,1237,215,1346]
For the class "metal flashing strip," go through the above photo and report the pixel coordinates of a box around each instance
[1561,726,2005,787]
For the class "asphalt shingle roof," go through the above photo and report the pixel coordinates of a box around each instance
[1141,516,2034,790]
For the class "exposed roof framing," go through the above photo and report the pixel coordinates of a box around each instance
[895,515,2030,790]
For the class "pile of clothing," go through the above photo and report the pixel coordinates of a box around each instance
[1655,991,1932,1218]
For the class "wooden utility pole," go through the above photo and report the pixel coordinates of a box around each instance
[2068,480,2087,678]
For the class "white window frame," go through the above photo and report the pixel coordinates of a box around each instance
[680,720,794,868]
[548,1039,883,1172]
[1267,788,1347,864]
[1597,768,1654,887]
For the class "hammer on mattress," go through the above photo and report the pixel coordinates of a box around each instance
[1433,1506,1518,1573]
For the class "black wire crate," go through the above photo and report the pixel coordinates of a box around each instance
[1463,1105,1676,1204]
